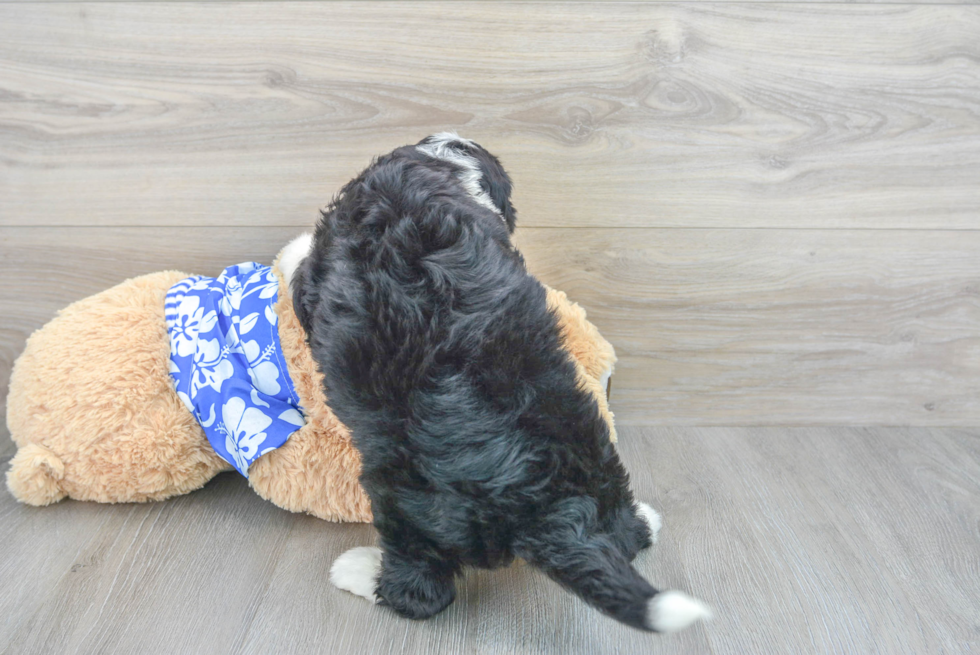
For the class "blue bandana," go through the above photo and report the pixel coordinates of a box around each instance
[164,263,306,476]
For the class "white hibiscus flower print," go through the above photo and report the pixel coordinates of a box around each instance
[224,327,282,397]
[166,263,302,477]
[243,341,282,396]
[278,408,305,426]
[246,267,280,301]
[190,338,235,397]
[187,277,212,292]
[221,396,273,474]
[170,295,218,358]
[219,275,246,317]
[218,266,278,317]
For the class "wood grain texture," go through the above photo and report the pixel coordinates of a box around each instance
[627,426,980,654]
[2,426,978,654]
[515,228,980,426]
[1,3,978,228]
[4,226,978,426]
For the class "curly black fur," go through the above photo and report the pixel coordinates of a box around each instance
[292,135,661,630]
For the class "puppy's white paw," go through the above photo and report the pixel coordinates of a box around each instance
[636,501,662,544]
[330,546,382,603]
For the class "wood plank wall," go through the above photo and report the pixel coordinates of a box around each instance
[1,3,978,426]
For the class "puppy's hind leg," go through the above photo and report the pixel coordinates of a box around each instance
[604,500,663,563]
[635,501,662,545]
[330,538,461,621]
[374,542,461,620]
[331,507,462,620]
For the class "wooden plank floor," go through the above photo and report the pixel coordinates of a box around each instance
[2,3,979,654]
[2,4,978,230]
[2,2,979,426]
[2,425,978,654]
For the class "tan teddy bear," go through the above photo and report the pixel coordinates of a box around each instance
[5,235,617,522]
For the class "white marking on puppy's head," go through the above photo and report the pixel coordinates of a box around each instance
[416,132,505,220]
[277,232,313,292]
[647,591,713,632]
[329,546,383,604]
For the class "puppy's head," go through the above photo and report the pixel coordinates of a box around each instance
[290,134,517,332]
[414,132,517,233]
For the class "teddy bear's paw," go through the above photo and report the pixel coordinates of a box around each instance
[330,546,383,603]
[6,444,67,506]
[636,501,662,544]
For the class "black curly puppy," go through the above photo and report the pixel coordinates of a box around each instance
[285,133,710,633]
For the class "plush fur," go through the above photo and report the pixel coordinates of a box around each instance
[5,236,618,525]
[4,262,372,521]
[6,270,229,505]
[291,134,709,632]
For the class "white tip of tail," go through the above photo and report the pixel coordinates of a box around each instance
[647,591,713,632]
[278,232,314,291]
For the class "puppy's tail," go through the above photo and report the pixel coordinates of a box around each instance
[520,526,711,632]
